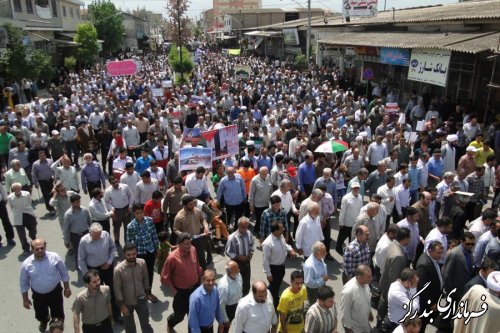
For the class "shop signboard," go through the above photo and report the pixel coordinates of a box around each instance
[407,49,451,87]
[342,0,378,17]
[283,29,300,45]
[379,47,410,66]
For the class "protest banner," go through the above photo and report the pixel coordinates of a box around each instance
[201,125,239,160]
[179,147,212,171]
[183,128,202,145]
[106,60,138,76]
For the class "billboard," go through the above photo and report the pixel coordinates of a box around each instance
[283,28,300,45]
[342,0,378,17]
[379,47,410,66]
[179,147,212,171]
[407,49,451,87]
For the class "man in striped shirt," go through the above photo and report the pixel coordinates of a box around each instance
[304,285,338,333]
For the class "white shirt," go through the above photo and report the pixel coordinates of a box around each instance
[468,217,490,240]
[185,172,209,197]
[367,142,388,166]
[112,156,133,172]
[374,234,393,272]
[387,281,419,324]
[295,214,324,257]
[119,171,141,203]
[271,189,297,214]
[8,191,35,226]
[104,184,134,210]
[51,162,80,191]
[394,184,411,216]
[417,159,429,188]
[218,273,243,322]
[339,192,364,227]
[262,233,292,275]
[340,278,372,333]
[88,198,113,221]
[424,227,448,264]
[377,184,396,217]
[233,293,277,333]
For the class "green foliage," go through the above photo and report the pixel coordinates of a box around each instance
[0,24,54,84]
[64,56,77,69]
[75,23,99,66]
[88,0,124,53]
[168,44,194,77]
[294,54,307,71]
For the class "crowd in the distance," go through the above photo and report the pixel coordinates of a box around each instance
[1,46,500,333]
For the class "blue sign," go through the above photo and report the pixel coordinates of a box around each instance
[380,47,410,66]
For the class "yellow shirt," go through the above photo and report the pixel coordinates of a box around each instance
[277,286,307,333]
[475,147,494,166]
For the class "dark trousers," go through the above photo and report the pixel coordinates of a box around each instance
[192,236,208,271]
[226,203,244,228]
[380,316,398,333]
[112,207,130,244]
[123,298,154,333]
[70,231,88,270]
[64,140,79,165]
[268,264,286,309]
[82,317,113,333]
[254,206,267,237]
[38,179,55,212]
[303,183,314,197]
[236,260,251,295]
[15,213,37,252]
[306,286,319,307]
[138,251,156,289]
[335,226,352,254]
[322,218,332,251]
[167,285,198,328]
[198,326,214,333]
[154,221,164,235]
[222,303,237,333]
[0,200,15,243]
[93,219,110,235]
[466,202,483,222]
[86,181,102,198]
[168,213,177,244]
[32,283,64,322]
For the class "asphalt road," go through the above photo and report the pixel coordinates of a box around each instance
[0,177,442,333]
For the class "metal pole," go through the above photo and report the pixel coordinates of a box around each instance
[484,55,498,124]
[306,0,311,62]
[177,0,184,82]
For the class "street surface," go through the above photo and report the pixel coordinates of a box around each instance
[0,178,442,333]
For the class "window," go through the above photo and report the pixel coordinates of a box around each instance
[77,8,80,18]
[26,0,33,13]
[62,5,66,17]
[14,0,22,12]
[69,7,73,18]
[51,0,57,17]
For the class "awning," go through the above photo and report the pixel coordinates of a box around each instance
[24,26,63,31]
[58,32,76,39]
[53,39,79,46]
[244,30,282,38]
[319,31,500,54]
[27,32,50,42]
[218,35,237,40]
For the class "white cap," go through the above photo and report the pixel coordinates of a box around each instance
[446,134,458,142]
[51,130,59,135]
[351,182,360,188]
[466,146,477,152]
[246,140,255,146]
[487,271,500,292]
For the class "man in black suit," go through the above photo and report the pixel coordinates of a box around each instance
[464,258,498,293]
[416,241,444,332]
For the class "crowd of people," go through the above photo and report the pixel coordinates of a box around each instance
[2,47,500,333]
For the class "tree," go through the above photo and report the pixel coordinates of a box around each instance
[166,0,191,82]
[88,0,124,54]
[74,23,99,67]
[168,44,193,75]
[0,24,54,85]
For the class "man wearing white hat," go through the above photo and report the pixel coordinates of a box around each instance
[453,271,500,333]
[458,146,478,176]
[441,134,457,173]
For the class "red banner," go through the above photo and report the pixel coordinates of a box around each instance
[106,60,138,77]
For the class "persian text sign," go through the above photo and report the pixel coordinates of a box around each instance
[407,49,451,87]
[106,60,138,77]
[342,0,378,17]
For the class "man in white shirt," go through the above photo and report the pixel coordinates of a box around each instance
[262,222,296,308]
[233,280,277,333]
[295,202,324,259]
[383,268,420,332]
[218,260,243,333]
[377,176,396,225]
[424,217,453,265]
[340,265,374,333]
[185,166,211,201]
[394,178,411,221]
[468,208,496,240]
[104,176,134,245]
[374,224,399,279]
[336,182,363,255]
[367,135,388,172]
[119,162,141,204]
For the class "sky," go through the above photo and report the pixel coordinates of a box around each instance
[82,0,459,20]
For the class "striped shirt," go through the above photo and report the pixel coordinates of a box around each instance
[304,302,337,333]
[225,230,254,259]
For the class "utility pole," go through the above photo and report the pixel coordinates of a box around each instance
[177,0,183,82]
[306,0,311,63]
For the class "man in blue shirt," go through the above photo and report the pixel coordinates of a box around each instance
[188,269,225,333]
[427,149,444,188]
[216,167,246,229]
[256,147,273,172]
[303,241,329,306]
[134,148,153,175]
[313,167,338,207]
[20,238,71,333]
[298,153,316,197]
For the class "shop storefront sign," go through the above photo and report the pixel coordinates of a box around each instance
[407,49,451,87]
[380,47,410,66]
[283,29,300,45]
[342,0,378,17]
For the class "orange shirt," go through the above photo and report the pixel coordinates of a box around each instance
[238,167,256,194]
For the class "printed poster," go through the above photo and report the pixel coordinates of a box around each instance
[179,147,212,171]
[201,125,239,160]
[342,0,378,17]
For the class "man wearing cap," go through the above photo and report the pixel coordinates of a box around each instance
[453,271,500,333]
[442,134,458,173]
[458,146,478,176]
